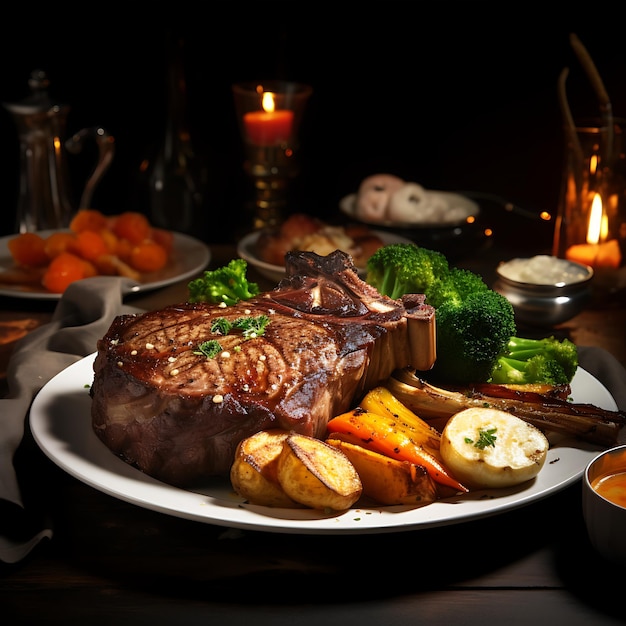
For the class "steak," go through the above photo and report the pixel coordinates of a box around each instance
[90,250,436,487]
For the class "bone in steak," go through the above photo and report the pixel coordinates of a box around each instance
[91,250,436,487]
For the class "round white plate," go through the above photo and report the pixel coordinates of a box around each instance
[237,229,414,284]
[0,231,211,300]
[30,354,620,535]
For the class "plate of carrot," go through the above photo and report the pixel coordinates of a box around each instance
[0,209,211,300]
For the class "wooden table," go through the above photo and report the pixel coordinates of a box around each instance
[1,244,625,625]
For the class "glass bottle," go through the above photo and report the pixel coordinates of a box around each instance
[140,37,209,236]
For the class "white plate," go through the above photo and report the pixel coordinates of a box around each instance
[30,354,621,535]
[237,229,414,284]
[340,190,480,229]
[0,231,211,300]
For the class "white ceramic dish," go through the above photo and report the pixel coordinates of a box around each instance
[237,229,414,284]
[339,190,480,229]
[0,231,211,300]
[30,355,620,535]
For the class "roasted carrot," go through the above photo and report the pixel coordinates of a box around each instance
[112,211,151,244]
[8,233,49,268]
[69,208,108,233]
[70,230,109,262]
[359,386,442,458]
[44,231,76,258]
[41,252,87,293]
[129,241,168,272]
[326,407,468,493]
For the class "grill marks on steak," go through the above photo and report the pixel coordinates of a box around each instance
[91,250,436,486]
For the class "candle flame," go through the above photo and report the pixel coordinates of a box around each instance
[261,92,276,113]
[586,193,606,244]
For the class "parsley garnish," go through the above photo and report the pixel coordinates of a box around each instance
[211,317,233,336]
[194,314,271,359]
[232,314,270,339]
[193,340,223,359]
[465,427,497,449]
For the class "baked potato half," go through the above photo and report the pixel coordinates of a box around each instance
[440,407,549,489]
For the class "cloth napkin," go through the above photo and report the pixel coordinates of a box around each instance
[1,279,625,564]
[0,277,140,564]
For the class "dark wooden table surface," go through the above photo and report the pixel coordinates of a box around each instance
[1,243,625,626]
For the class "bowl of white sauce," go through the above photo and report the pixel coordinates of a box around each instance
[494,255,594,326]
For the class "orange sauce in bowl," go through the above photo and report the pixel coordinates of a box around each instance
[592,471,626,508]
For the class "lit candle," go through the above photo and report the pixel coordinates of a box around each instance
[565,193,622,268]
[243,91,294,146]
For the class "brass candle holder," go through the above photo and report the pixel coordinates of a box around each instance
[232,81,312,230]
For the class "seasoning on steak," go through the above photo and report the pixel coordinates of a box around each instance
[90,250,436,487]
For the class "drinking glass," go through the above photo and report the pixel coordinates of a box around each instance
[552,118,626,292]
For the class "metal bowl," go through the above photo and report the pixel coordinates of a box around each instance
[493,256,594,327]
[583,444,626,564]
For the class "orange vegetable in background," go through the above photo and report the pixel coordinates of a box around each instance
[41,252,88,293]
[44,232,76,258]
[99,228,119,253]
[129,241,168,273]
[8,233,49,267]
[69,208,108,233]
[112,211,151,244]
[114,237,133,262]
[5,209,175,294]
[70,230,109,262]
[80,258,98,279]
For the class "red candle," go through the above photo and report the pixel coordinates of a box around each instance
[243,91,294,146]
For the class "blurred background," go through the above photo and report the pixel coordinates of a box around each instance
[1,2,625,250]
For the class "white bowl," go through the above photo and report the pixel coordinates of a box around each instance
[237,229,414,284]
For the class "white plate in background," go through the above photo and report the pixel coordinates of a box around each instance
[237,229,413,284]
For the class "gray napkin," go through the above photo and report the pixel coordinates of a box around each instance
[0,277,140,564]
[1,283,625,563]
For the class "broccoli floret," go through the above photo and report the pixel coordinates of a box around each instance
[489,336,578,385]
[187,259,260,306]
[424,267,489,309]
[366,243,449,300]
[366,243,579,386]
[427,288,517,384]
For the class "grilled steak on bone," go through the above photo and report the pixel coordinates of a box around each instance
[91,250,436,486]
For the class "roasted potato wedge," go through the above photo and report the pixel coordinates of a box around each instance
[230,429,300,507]
[440,407,549,489]
[277,433,362,511]
[326,438,438,506]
